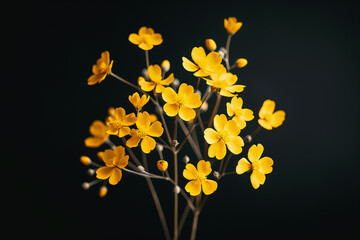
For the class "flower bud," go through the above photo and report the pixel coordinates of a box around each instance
[97,151,104,160]
[173,185,181,194]
[141,68,149,79]
[82,182,90,190]
[182,155,190,164]
[218,47,227,59]
[161,60,170,72]
[213,171,220,179]
[87,169,95,176]
[244,135,252,144]
[236,58,248,68]
[108,107,115,117]
[156,144,164,152]
[171,139,179,147]
[200,101,208,112]
[205,39,217,51]
[80,156,91,166]
[99,186,108,197]
[157,160,168,172]
[138,165,145,173]
[171,78,180,88]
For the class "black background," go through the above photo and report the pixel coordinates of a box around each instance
[2,1,360,239]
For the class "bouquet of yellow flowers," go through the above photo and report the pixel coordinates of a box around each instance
[81,17,285,240]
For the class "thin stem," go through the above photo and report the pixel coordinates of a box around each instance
[221,153,233,174]
[145,50,150,68]
[155,93,172,144]
[225,34,232,71]
[204,92,221,161]
[173,151,179,240]
[195,77,201,92]
[178,119,202,160]
[190,211,200,240]
[172,115,178,141]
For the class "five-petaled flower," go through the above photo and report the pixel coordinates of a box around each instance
[96,146,129,185]
[88,51,113,85]
[226,96,254,129]
[182,46,224,77]
[236,143,273,189]
[129,26,163,50]
[106,107,137,138]
[258,100,285,130]
[224,17,243,35]
[162,83,202,121]
[204,68,245,97]
[204,114,244,160]
[183,160,218,196]
[129,92,150,112]
[138,64,174,93]
[126,111,164,153]
[84,120,109,148]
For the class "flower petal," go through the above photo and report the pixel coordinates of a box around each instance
[96,166,113,180]
[259,100,275,119]
[163,103,180,117]
[213,114,227,131]
[248,144,264,163]
[271,110,285,128]
[160,73,174,86]
[236,158,251,175]
[191,47,206,65]
[123,113,137,126]
[182,57,199,72]
[109,168,122,185]
[84,137,106,148]
[138,77,156,92]
[250,170,266,189]
[148,121,163,137]
[115,107,126,121]
[179,106,196,121]
[151,33,163,45]
[118,126,130,138]
[204,128,220,144]
[183,93,202,109]
[258,119,273,130]
[183,163,198,180]
[148,65,162,83]
[89,121,108,138]
[224,119,240,136]
[242,108,254,121]
[208,141,226,160]
[141,136,156,153]
[259,157,274,174]
[185,180,201,196]
[197,160,212,176]
[126,130,141,148]
[201,180,218,195]
[129,33,141,45]
[226,136,244,155]
[162,87,177,103]
[102,149,116,165]
[136,112,151,129]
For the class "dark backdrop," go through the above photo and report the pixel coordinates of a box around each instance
[2,1,360,239]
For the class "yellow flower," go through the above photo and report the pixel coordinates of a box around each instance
[84,120,109,148]
[162,83,202,121]
[183,160,218,196]
[96,146,129,185]
[128,26,163,50]
[204,114,244,160]
[126,111,164,153]
[182,46,225,77]
[157,160,168,171]
[106,107,137,138]
[205,68,245,97]
[258,100,286,130]
[138,64,174,93]
[87,51,113,85]
[226,96,254,129]
[129,92,150,111]
[205,39,217,51]
[224,17,243,35]
[236,144,273,189]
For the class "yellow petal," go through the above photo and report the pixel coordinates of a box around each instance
[123,113,137,126]
[224,119,240,136]
[96,166,113,180]
[271,110,285,128]
[191,47,206,65]
[182,57,199,72]
[163,103,180,117]
[151,33,163,45]
[162,87,177,103]
[236,158,251,175]
[183,163,198,180]
[109,168,122,185]
[115,107,126,121]
[141,136,156,153]
[259,100,275,119]
[148,121,163,137]
[114,146,125,160]
[232,116,246,129]
[250,170,265,189]
[160,73,174,86]
[183,93,202,109]
[242,109,254,121]
[84,137,106,148]
[259,157,273,174]
[101,51,110,65]
[226,136,244,155]
[102,149,116,165]
[89,120,108,138]
[205,52,222,67]
[185,180,201,196]
[179,106,196,121]
[138,77,156,92]
[139,42,153,50]
[87,74,102,85]
[136,112,151,129]
[248,144,264,163]
[204,128,220,144]
[126,130,141,148]
[208,141,226,160]
[118,126,130,138]
[258,119,273,130]
[178,83,193,95]
[129,33,141,45]
[213,114,227,131]
[148,65,162,83]
[197,160,212,176]
[201,180,218,195]
[155,84,166,93]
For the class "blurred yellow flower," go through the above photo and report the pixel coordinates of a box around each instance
[96,146,129,185]
[157,160,168,171]
[128,26,163,50]
[182,46,225,77]
[224,17,243,35]
[88,51,113,85]
[84,120,109,148]
[106,107,137,138]
[126,111,164,153]
[236,144,273,189]
[129,92,150,111]
[162,83,202,121]
[205,69,245,97]
[183,160,217,196]
[258,100,286,130]
[138,64,174,93]
[226,96,254,129]
[204,114,244,160]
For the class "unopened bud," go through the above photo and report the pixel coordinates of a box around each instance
[200,101,208,112]
[171,140,179,147]
[156,144,164,152]
[97,151,104,160]
[205,39,217,51]
[244,135,252,144]
[108,107,115,117]
[138,165,145,173]
[161,60,170,72]
[174,185,181,194]
[99,186,108,197]
[157,160,168,172]
[213,171,220,179]
[87,169,95,176]
[80,156,92,166]
[218,47,227,59]
[236,58,248,68]
[141,68,149,79]
[195,89,202,97]
[171,78,180,88]
[182,155,190,164]
[82,182,90,190]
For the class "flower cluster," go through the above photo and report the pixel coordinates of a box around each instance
[81,17,285,240]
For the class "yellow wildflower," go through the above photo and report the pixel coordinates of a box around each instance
[182,46,225,77]
[138,64,174,93]
[129,92,150,111]
[96,146,129,185]
[183,160,218,196]
[87,51,113,85]
[106,107,137,138]
[204,114,244,160]
[226,96,254,129]
[236,144,273,189]
[84,120,109,148]
[157,160,168,172]
[126,111,164,154]
[224,17,243,35]
[205,39,217,51]
[258,100,286,130]
[162,83,202,121]
[128,26,163,50]
[205,68,245,97]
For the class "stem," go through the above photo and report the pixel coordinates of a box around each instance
[225,34,232,71]
[172,115,178,140]
[145,50,150,68]
[190,211,200,240]
[178,119,203,160]
[155,93,172,144]
[173,151,179,240]
[195,77,200,92]
[204,93,221,161]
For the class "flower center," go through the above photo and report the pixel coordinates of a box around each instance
[114,121,123,129]
[137,129,148,138]
[264,113,272,122]
[218,130,232,143]
[251,161,260,171]
[196,172,207,183]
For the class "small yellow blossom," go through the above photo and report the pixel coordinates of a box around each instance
[96,146,129,185]
[205,68,245,97]
[183,160,218,196]
[106,107,137,138]
[84,120,109,148]
[128,26,163,50]
[182,46,225,77]
[236,144,273,189]
[204,114,244,160]
[161,60,170,72]
[162,83,202,121]
[88,51,113,85]
[80,156,91,166]
[129,92,150,111]
[138,64,174,93]
[205,39,217,51]
[224,17,243,35]
[258,100,285,130]
[126,111,164,154]
[236,58,248,68]
[99,186,108,197]
[226,96,254,129]
[157,160,168,171]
